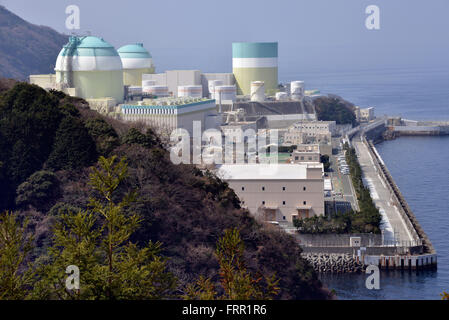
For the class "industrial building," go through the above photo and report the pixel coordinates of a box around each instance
[120,98,218,136]
[217,163,325,222]
[355,106,375,122]
[55,36,125,103]
[142,70,236,99]
[118,43,154,86]
[291,144,321,163]
[30,36,125,104]
[232,42,278,96]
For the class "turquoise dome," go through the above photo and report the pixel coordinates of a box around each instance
[118,43,152,59]
[55,36,122,71]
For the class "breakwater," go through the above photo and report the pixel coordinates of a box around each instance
[302,253,364,273]
[366,139,435,255]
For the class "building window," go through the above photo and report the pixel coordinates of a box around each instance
[241,186,245,191]
[262,186,265,191]
[283,216,286,220]
[303,201,307,205]
[282,201,286,205]
[282,186,286,191]
[295,156,299,161]
[262,201,265,205]
[303,186,306,191]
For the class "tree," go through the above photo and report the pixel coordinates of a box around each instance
[84,118,120,156]
[46,116,97,171]
[15,171,60,211]
[121,127,160,149]
[320,155,330,172]
[0,212,34,300]
[33,155,176,300]
[184,228,279,300]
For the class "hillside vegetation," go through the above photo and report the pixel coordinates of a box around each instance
[313,95,357,126]
[0,6,67,79]
[0,82,331,300]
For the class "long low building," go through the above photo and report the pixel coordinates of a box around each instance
[120,98,218,135]
[217,163,324,223]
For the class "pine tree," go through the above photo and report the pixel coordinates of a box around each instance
[33,155,176,299]
[0,212,34,300]
[184,228,280,300]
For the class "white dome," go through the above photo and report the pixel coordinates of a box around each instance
[55,36,123,72]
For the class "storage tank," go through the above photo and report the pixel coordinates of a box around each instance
[142,85,169,97]
[118,43,155,86]
[208,80,224,99]
[250,81,265,102]
[177,85,203,98]
[232,42,278,95]
[291,81,305,100]
[55,36,124,103]
[215,85,237,104]
[275,92,288,101]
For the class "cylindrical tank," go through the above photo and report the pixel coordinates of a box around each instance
[232,42,278,95]
[250,81,265,102]
[177,85,203,98]
[55,36,124,103]
[118,43,155,86]
[208,80,224,99]
[142,85,169,97]
[275,92,288,101]
[215,85,237,104]
[291,81,305,100]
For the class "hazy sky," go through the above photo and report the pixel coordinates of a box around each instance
[2,0,449,78]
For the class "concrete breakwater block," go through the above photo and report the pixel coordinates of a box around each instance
[302,253,364,273]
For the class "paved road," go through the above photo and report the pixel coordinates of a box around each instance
[353,138,414,244]
[327,139,357,211]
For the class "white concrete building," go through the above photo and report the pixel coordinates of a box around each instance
[355,106,375,122]
[142,70,235,98]
[290,121,337,136]
[291,144,321,163]
[217,163,324,223]
[120,98,217,135]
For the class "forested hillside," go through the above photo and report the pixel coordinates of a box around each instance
[0,81,331,300]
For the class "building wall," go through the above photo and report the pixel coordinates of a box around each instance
[232,68,278,96]
[292,151,320,163]
[56,70,124,103]
[29,74,56,89]
[227,178,324,223]
[123,67,154,86]
[232,42,278,96]
[142,70,201,96]
[121,101,217,135]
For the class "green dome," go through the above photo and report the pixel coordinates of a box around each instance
[118,43,152,59]
[55,36,122,71]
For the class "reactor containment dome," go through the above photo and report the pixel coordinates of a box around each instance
[118,43,155,87]
[232,42,278,96]
[55,36,124,103]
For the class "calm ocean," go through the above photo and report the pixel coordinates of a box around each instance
[281,67,449,299]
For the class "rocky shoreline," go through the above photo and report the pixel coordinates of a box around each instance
[302,253,364,273]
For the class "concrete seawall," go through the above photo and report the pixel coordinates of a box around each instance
[296,123,437,272]
[366,139,435,255]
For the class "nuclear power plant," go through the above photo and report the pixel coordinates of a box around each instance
[29,36,314,135]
